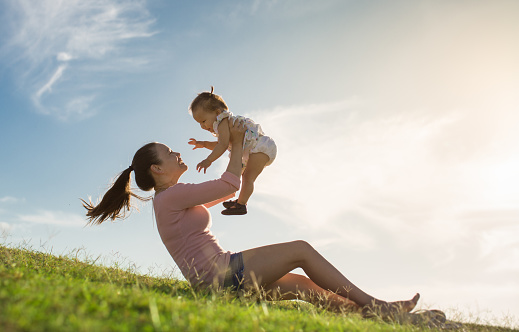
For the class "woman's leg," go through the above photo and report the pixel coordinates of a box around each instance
[237,152,269,205]
[241,241,419,313]
[261,272,361,313]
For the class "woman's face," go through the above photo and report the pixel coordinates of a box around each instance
[155,143,188,176]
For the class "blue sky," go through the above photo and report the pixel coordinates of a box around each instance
[1,0,519,326]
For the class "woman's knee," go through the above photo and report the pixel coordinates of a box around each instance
[290,240,315,255]
[291,274,316,290]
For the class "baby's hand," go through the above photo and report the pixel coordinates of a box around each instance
[196,159,212,173]
[188,138,204,150]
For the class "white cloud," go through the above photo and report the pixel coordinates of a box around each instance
[2,0,156,120]
[479,222,519,273]
[18,210,86,228]
[35,65,67,100]
[57,52,74,62]
[248,99,519,256]
[251,101,450,226]
[0,222,11,232]
[0,196,20,203]
[244,99,519,323]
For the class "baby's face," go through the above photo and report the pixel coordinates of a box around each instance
[192,108,219,133]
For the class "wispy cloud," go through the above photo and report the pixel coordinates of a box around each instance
[248,100,519,257]
[241,99,519,318]
[0,196,22,204]
[34,65,67,100]
[18,210,86,228]
[2,0,156,120]
[0,222,12,233]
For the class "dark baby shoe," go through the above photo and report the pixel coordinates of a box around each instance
[221,202,247,215]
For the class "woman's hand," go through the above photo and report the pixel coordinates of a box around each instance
[229,119,246,146]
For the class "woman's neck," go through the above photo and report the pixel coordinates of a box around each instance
[154,179,178,195]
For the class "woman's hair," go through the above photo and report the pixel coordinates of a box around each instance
[82,142,161,225]
[189,86,228,114]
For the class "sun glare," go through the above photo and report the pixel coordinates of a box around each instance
[482,159,519,206]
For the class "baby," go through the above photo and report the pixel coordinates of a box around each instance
[188,86,277,215]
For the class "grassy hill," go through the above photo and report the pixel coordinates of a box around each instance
[0,245,516,332]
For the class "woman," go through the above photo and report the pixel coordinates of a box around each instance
[82,119,419,317]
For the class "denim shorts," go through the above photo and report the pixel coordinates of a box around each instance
[223,252,245,290]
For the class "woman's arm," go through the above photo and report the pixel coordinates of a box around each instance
[164,120,246,210]
[225,118,245,177]
[166,174,240,210]
[203,192,235,208]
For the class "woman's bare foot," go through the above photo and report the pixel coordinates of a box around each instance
[362,293,420,318]
[387,293,420,313]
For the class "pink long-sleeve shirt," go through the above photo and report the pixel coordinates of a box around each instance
[152,172,240,288]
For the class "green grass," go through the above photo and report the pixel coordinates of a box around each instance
[0,245,516,332]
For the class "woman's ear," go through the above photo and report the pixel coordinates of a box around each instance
[150,164,162,174]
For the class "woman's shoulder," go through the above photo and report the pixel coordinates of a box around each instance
[154,183,184,201]
[153,183,192,210]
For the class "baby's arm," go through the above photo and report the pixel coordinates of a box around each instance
[196,118,231,173]
[188,139,218,150]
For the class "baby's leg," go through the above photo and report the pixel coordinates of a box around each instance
[237,152,269,205]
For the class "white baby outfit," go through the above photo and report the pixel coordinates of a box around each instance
[213,111,277,167]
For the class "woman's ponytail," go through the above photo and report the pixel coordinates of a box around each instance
[82,166,134,225]
[82,143,160,225]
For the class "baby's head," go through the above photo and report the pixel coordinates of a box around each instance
[189,86,228,115]
[189,86,228,132]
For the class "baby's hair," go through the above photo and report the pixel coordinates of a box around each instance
[189,86,228,114]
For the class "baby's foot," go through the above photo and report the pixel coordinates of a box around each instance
[222,199,237,209]
[362,293,420,318]
[221,202,247,215]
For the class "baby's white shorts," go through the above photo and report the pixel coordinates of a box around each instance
[247,135,277,167]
